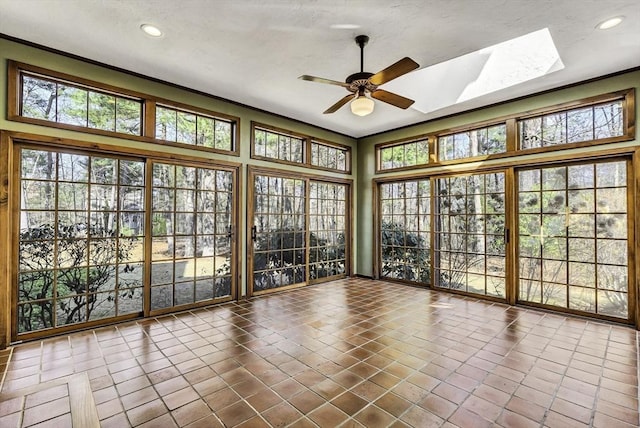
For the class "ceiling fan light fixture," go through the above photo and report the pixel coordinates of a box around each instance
[351,94,374,116]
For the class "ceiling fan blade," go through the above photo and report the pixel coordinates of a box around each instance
[371,89,415,109]
[299,75,350,88]
[369,57,419,86]
[323,94,355,114]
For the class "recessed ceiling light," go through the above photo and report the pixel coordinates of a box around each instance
[597,16,624,30]
[140,24,163,37]
[330,24,361,30]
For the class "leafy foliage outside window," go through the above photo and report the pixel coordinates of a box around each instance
[438,125,506,161]
[155,105,234,152]
[21,73,142,135]
[379,139,429,170]
[520,100,624,149]
[254,128,304,163]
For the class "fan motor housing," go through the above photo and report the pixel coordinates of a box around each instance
[346,72,377,93]
[346,72,373,84]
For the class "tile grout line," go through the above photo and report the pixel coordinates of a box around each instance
[0,347,13,392]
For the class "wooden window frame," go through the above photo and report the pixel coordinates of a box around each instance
[250,122,352,174]
[374,89,635,173]
[8,61,240,156]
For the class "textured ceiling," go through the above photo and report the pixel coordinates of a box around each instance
[1,0,639,138]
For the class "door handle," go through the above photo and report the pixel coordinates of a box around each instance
[251,226,257,241]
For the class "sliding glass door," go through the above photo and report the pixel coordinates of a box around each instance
[150,162,235,314]
[434,171,507,298]
[517,159,631,319]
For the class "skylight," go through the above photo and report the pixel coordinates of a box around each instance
[385,28,564,114]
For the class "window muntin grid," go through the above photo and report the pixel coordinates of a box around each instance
[517,161,629,318]
[434,172,507,297]
[150,163,233,310]
[379,180,431,284]
[17,149,145,333]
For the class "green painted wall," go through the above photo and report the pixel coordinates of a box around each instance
[356,70,640,277]
[0,38,358,300]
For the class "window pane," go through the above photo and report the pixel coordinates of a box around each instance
[88,92,116,131]
[176,111,196,145]
[156,106,177,141]
[22,75,57,121]
[57,84,88,126]
[116,98,141,135]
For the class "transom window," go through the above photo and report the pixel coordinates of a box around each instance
[9,61,240,155]
[374,90,633,173]
[251,123,352,173]
[21,72,142,135]
[438,124,506,161]
[378,138,429,171]
[155,105,235,152]
[519,100,624,149]
[253,127,304,164]
[311,141,350,172]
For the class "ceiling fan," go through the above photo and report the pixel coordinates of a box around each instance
[299,35,419,116]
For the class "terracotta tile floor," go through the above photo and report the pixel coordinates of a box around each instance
[1,277,638,427]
